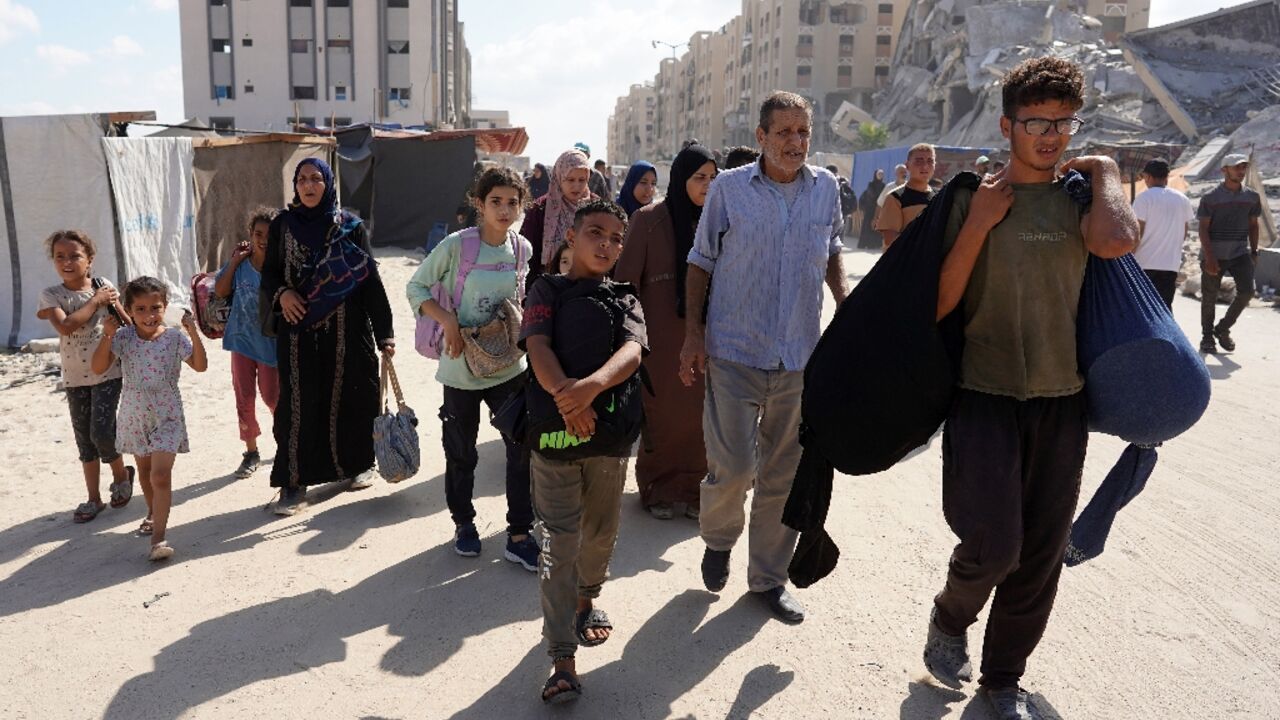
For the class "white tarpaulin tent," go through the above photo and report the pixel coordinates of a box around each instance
[0,114,120,348]
[101,137,198,308]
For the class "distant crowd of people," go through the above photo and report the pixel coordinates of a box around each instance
[34,51,1264,718]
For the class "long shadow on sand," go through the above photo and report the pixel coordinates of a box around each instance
[102,539,544,719]
[447,590,782,719]
[0,437,523,619]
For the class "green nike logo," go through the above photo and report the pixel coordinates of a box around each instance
[605,395,615,413]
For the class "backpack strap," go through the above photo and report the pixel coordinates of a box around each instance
[511,230,529,305]
[449,227,483,311]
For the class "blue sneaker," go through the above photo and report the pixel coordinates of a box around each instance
[504,534,539,572]
[454,523,481,557]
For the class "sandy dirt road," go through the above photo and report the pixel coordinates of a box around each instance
[1,246,1276,719]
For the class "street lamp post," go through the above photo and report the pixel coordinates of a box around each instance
[653,39,687,159]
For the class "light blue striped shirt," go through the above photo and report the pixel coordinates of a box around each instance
[688,161,844,372]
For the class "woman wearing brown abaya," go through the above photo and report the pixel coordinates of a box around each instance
[613,143,717,520]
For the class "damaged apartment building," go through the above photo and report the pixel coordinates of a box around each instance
[870,0,1280,154]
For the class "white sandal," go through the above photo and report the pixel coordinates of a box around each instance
[149,541,175,562]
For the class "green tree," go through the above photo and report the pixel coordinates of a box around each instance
[855,122,889,151]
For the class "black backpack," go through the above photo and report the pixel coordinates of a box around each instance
[522,275,649,460]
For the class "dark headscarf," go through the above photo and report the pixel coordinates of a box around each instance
[616,161,657,217]
[283,158,371,329]
[860,168,886,211]
[529,163,551,199]
[668,143,716,318]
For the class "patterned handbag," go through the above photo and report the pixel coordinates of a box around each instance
[462,297,524,378]
[372,356,420,483]
[190,272,231,339]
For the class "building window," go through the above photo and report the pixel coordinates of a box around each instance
[328,39,351,49]
[211,39,231,53]
[799,0,821,24]
[209,0,227,5]
[879,3,893,12]
[244,84,254,94]
[290,39,310,53]
[327,0,350,5]
[838,65,853,88]
[877,35,891,45]
[289,0,312,6]
[797,66,812,88]
[875,66,889,76]
[387,41,409,54]
[831,3,867,24]
[839,34,855,57]
[334,86,347,100]
[209,117,234,134]
[386,0,408,7]
[213,84,234,100]
[292,86,316,100]
[334,117,352,126]
[241,38,253,47]
[388,87,411,101]
[796,35,813,57]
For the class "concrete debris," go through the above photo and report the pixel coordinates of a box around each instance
[1122,0,1280,140]
[875,0,1182,148]
[1225,104,1280,179]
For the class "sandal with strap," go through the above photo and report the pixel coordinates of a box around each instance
[575,607,613,647]
[541,670,582,704]
[109,466,136,509]
[138,517,154,536]
[73,501,106,524]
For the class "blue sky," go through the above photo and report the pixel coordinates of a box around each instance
[0,0,1241,163]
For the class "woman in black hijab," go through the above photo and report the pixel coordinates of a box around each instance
[613,142,717,520]
[528,163,551,200]
[260,158,395,516]
[857,168,886,249]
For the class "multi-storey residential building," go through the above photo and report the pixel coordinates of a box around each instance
[180,0,471,133]
[607,83,659,167]
[614,0,912,158]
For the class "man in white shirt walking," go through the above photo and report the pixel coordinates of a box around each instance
[1132,158,1195,309]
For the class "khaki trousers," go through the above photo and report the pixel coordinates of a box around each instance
[531,452,628,659]
[699,357,803,592]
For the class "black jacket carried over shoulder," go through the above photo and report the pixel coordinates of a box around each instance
[782,172,977,588]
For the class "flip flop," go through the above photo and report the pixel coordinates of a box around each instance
[575,607,613,647]
[149,541,174,562]
[73,501,106,523]
[541,670,582,704]
[109,466,136,509]
[138,518,154,536]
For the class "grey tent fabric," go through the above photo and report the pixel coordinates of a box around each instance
[0,114,119,348]
[191,141,331,271]
[368,135,475,248]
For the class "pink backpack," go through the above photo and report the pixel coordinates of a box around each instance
[414,227,528,359]
[190,272,230,339]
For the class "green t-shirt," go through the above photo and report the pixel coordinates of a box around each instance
[943,181,1088,400]
[406,230,531,390]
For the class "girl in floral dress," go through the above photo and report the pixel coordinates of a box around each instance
[93,276,208,561]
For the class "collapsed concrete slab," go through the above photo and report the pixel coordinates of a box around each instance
[1121,0,1280,140]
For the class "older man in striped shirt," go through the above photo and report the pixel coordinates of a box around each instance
[679,91,850,624]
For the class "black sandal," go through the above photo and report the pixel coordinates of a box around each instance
[541,670,582,704]
[575,607,613,647]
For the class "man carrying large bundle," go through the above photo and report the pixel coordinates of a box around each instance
[924,57,1138,719]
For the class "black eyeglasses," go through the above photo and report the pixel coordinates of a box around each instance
[1012,116,1084,136]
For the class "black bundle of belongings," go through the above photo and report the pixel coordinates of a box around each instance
[491,275,650,461]
[781,172,975,588]
[784,170,1211,587]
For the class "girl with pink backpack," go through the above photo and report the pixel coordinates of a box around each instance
[406,168,537,570]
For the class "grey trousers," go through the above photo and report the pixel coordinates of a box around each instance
[1201,253,1255,335]
[531,452,628,660]
[699,357,803,592]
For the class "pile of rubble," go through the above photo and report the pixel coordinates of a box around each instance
[874,0,1182,147]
